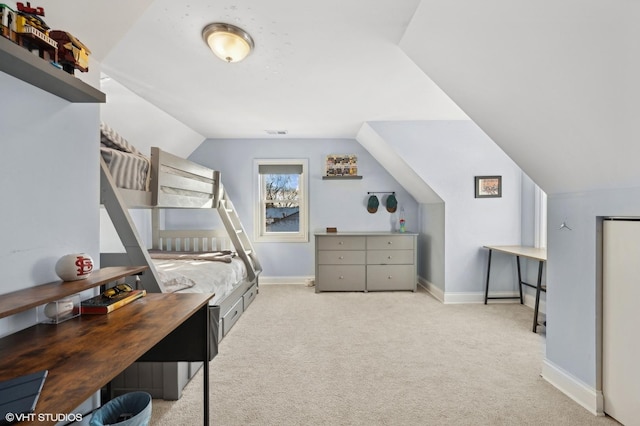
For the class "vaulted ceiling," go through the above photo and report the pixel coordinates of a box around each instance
[34,0,639,195]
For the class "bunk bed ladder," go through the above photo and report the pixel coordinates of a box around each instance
[216,187,262,282]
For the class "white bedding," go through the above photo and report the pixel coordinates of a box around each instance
[153,257,247,305]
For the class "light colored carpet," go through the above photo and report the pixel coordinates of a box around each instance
[151,285,618,425]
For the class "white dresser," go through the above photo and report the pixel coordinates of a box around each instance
[315,232,417,292]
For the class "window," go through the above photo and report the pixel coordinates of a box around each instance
[254,159,308,242]
[534,185,547,248]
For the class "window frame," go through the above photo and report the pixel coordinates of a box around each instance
[534,185,547,249]
[254,158,309,243]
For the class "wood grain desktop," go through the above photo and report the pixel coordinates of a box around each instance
[0,293,213,425]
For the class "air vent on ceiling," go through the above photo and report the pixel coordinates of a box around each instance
[265,130,288,135]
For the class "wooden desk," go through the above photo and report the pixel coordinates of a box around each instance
[0,292,213,425]
[483,245,547,333]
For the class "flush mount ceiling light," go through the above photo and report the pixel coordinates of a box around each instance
[202,23,254,63]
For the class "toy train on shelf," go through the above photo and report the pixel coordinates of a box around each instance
[0,2,90,74]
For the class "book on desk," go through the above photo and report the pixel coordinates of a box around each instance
[81,290,146,314]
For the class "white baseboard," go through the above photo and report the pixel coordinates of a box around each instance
[418,277,444,302]
[523,290,546,313]
[417,277,546,312]
[259,276,312,285]
[541,359,604,416]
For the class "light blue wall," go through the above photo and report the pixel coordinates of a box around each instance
[0,72,100,337]
[547,187,640,388]
[368,121,527,296]
[166,138,418,278]
[419,202,445,288]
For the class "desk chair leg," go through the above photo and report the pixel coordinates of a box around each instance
[532,260,544,333]
[515,256,524,304]
[484,249,493,304]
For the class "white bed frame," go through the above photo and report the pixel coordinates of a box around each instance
[100,146,261,399]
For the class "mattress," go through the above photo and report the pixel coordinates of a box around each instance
[153,257,247,305]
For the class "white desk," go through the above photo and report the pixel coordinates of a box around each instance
[483,245,547,332]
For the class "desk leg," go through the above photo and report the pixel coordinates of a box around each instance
[515,256,524,305]
[203,306,210,426]
[203,358,209,425]
[484,249,493,304]
[532,260,544,333]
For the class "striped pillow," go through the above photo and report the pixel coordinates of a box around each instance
[100,122,141,155]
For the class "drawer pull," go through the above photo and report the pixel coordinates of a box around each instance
[339,241,344,245]
[387,276,392,279]
[339,256,344,259]
[388,241,393,245]
[339,275,344,279]
[387,256,392,260]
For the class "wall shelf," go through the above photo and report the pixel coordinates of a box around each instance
[0,266,148,319]
[322,176,363,180]
[0,36,106,103]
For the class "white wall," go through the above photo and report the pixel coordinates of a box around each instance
[367,121,526,297]
[0,72,100,336]
[401,0,640,196]
[166,138,419,278]
[100,77,205,159]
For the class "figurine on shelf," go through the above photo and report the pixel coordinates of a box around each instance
[49,30,91,74]
[1,2,58,64]
[1,2,92,75]
[0,4,14,39]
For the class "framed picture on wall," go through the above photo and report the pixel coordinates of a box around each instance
[475,176,502,198]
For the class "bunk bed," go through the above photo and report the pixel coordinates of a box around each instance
[99,123,261,399]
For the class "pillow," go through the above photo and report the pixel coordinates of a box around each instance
[157,270,197,293]
[100,122,141,155]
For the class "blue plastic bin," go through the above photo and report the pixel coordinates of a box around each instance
[90,392,152,426]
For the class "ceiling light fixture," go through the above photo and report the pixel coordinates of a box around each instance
[202,23,254,63]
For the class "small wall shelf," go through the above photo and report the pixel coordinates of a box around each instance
[0,266,148,319]
[322,176,363,180]
[0,36,106,103]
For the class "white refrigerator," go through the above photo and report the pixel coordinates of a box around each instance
[602,219,640,426]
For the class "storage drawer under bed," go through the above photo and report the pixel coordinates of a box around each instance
[222,297,243,336]
[243,283,257,310]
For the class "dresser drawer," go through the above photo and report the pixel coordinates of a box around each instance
[366,265,416,291]
[367,235,414,250]
[317,236,366,251]
[367,249,414,265]
[318,250,366,265]
[317,265,365,291]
